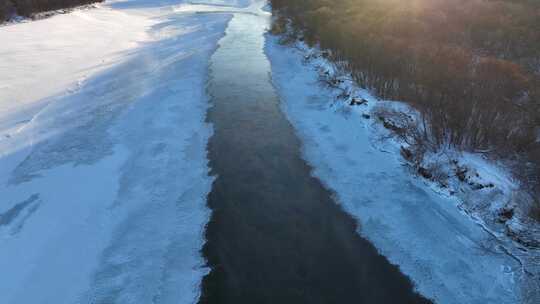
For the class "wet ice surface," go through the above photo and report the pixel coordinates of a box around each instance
[266,37,523,304]
[0,1,233,303]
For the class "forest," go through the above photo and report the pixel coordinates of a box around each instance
[0,0,103,21]
[270,0,540,219]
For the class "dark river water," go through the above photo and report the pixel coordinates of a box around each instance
[199,9,433,304]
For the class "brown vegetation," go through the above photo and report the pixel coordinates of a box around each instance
[0,0,103,21]
[270,0,540,219]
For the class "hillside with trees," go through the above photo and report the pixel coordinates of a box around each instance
[270,0,540,221]
[0,0,103,21]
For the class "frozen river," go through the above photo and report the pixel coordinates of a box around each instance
[0,0,524,303]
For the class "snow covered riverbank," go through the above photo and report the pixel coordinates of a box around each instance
[0,1,240,303]
[266,36,527,303]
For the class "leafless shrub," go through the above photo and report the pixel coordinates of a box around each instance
[1,0,103,21]
[373,106,433,162]
[427,161,450,187]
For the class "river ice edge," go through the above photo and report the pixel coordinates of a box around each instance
[265,34,524,304]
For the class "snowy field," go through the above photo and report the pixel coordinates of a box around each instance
[0,1,251,303]
[266,37,524,304]
[0,4,152,133]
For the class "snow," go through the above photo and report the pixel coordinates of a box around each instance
[1,0,533,302]
[266,36,525,304]
[0,4,154,134]
[190,0,251,7]
[0,1,242,303]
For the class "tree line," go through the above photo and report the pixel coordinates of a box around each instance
[270,0,540,218]
[1,0,103,21]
